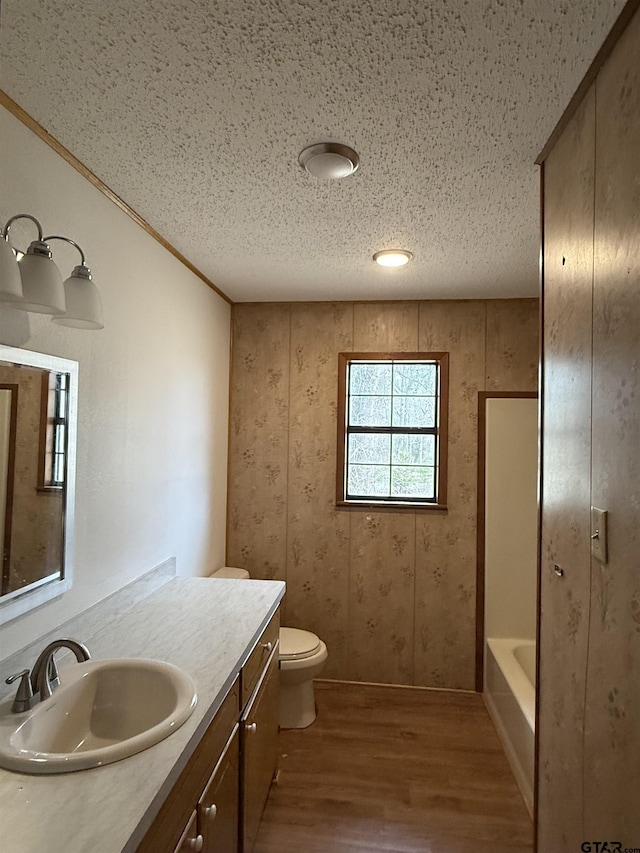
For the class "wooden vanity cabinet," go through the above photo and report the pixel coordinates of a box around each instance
[138,679,240,853]
[198,728,240,853]
[174,811,200,852]
[240,647,280,853]
[240,610,279,707]
[137,608,280,853]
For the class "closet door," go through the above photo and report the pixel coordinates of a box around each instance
[538,87,595,850]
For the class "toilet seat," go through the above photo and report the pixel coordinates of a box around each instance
[279,627,321,661]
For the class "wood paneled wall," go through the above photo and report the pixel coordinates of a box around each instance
[538,5,640,848]
[228,299,538,690]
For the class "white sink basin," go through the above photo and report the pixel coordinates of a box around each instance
[0,658,197,774]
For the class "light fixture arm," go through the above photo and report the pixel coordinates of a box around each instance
[2,213,44,242]
[43,236,92,280]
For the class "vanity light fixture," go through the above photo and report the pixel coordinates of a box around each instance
[373,249,413,268]
[0,228,24,303]
[47,236,104,330]
[299,142,360,180]
[0,214,103,329]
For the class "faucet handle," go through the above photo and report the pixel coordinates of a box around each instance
[5,668,30,686]
[5,669,39,713]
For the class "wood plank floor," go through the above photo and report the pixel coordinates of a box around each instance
[254,681,533,853]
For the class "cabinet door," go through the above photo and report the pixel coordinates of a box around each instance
[174,810,203,853]
[241,649,279,853]
[138,679,240,853]
[198,727,239,853]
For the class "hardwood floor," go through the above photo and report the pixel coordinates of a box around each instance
[254,681,533,853]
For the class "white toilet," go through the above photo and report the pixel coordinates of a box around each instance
[209,567,328,729]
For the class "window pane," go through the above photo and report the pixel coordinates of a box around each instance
[350,363,392,396]
[390,466,435,499]
[391,434,435,466]
[53,455,64,484]
[392,396,436,427]
[348,433,390,465]
[349,395,391,427]
[392,363,436,396]
[57,389,67,419]
[347,464,390,497]
[54,425,66,453]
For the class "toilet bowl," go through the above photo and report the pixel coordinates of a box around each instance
[209,567,328,729]
[278,627,328,729]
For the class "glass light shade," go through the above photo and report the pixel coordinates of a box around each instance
[52,269,104,330]
[373,250,413,268]
[0,236,24,302]
[305,152,355,179]
[299,142,359,180]
[16,251,66,314]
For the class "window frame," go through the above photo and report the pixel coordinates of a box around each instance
[336,351,449,510]
[37,370,69,492]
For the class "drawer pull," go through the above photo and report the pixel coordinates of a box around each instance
[204,803,217,821]
[262,641,273,653]
[187,835,204,852]
[246,722,257,734]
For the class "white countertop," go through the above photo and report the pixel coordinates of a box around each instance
[0,577,285,853]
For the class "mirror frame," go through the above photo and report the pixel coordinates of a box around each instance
[0,344,78,626]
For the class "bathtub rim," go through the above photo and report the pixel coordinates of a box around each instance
[486,637,536,732]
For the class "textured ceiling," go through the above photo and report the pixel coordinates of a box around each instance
[0,0,627,302]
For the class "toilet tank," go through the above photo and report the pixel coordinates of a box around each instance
[209,566,251,579]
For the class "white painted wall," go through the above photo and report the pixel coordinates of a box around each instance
[0,106,231,658]
[484,396,538,641]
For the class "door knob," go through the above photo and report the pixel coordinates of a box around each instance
[246,722,257,734]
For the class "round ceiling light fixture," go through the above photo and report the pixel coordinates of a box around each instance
[373,249,413,268]
[299,142,360,180]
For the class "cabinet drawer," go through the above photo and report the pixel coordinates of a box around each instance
[241,610,280,707]
[137,678,240,853]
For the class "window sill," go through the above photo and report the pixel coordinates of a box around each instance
[336,500,448,512]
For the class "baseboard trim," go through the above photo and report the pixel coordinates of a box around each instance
[315,677,476,696]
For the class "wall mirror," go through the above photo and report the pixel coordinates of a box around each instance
[0,344,78,626]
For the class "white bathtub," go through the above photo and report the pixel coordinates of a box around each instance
[484,637,536,817]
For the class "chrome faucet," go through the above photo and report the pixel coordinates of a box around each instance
[5,638,91,712]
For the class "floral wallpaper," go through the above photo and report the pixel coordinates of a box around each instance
[227,305,290,583]
[228,298,539,689]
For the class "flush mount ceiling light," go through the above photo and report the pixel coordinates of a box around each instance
[373,249,413,268]
[0,214,104,329]
[299,142,360,180]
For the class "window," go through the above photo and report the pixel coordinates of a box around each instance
[38,370,69,490]
[336,352,449,508]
